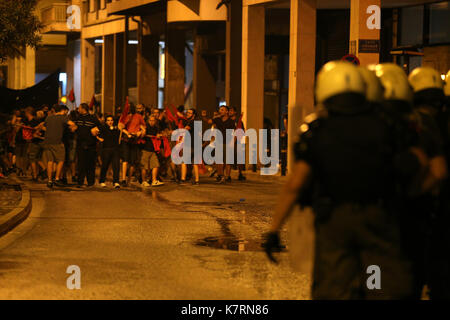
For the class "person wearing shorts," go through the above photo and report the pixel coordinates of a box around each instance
[24,107,45,181]
[180,109,200,185]
[118,103,145,186]
[141,115,164,187]
[42,105,77,188]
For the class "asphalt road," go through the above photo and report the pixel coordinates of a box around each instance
[0,175,311,299]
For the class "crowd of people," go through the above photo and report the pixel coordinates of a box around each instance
[0,102,249,188]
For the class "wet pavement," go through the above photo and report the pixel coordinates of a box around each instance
[0,173,311,299]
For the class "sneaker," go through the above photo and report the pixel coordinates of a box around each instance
[216,175,223,182]
[100,182,107,188]
[142,181,151,187]
[192,181,200,186]
[47,181,54,188]
[152,180,164,187]
[179,179,187,185]
[114,183,121,189]
[216,176,225,184]
[120,180,127,187]
[54,180,65,187]
[238,173,246,181]
[225,176,231,183]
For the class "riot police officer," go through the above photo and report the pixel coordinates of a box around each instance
[357,66,384,109]
[263,61,414,299]
[372,63,436,299]
[409,67,449,299]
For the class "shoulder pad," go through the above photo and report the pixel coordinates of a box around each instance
[298,111,326,137]
[294,112,326,162]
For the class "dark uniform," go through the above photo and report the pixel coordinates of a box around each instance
[378,100,434,299]
[294,106,413,299]
[74,113,100,186]
[413,91,450,300]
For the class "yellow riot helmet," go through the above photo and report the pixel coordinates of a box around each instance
[408,67,444,93]
[374,63,413,103]
[315,61,366,104]
[357,67,383,103]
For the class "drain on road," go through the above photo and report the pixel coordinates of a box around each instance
[195,236,263,252]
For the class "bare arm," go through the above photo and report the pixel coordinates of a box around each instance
[421,155,448,193]
[201,116,213,125]
[67,120,77,132]
[406,147,447,195]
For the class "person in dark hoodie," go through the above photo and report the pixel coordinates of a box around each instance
[98,115,121,188]
[74,103,100,187]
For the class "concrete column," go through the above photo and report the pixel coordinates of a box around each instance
[25,47,35,87]
[67,42,74,107]
[138,35,159,108]
[67,39,81,109]
[81,39,95,103]
[349,0,381,66]
[225,0,242,109]
[164,28,185,108]
[102,35,114,114]
[113,33,124,112]
[241,4,264,135]
[7,58,16,89]
[193,31,217,115]
[74,40,81,108]
[13,57,20,89]
[287,0,316,174]
[20,53,26,89]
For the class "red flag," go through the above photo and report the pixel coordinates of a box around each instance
[21,125,34,141]
[68,88,75,103]
[236,113,244,129]
[169,105,186,129]
[165,107,177,123]
[162,137,171,158]
[88,95,96,110]
[119,96,130,125]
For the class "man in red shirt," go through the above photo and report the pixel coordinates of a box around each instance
[119,103,146,186]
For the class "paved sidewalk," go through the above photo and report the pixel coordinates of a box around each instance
[0,179,22,216]
[0,175,32,237]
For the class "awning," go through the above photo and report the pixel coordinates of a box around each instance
[107,0,162,16]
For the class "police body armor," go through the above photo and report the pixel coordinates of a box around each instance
[294,105,397,222]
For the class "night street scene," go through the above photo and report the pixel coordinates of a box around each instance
[0,0,449,307]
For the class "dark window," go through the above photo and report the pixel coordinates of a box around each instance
[399,5,423,46]
[429,2,450,44]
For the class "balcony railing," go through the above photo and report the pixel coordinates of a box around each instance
[40,2,75,33]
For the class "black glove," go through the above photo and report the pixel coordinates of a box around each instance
[262,231,283,264]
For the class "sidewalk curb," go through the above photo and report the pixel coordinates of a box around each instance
[0,178,32,237]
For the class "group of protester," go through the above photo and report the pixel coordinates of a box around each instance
[0,101,248,188]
